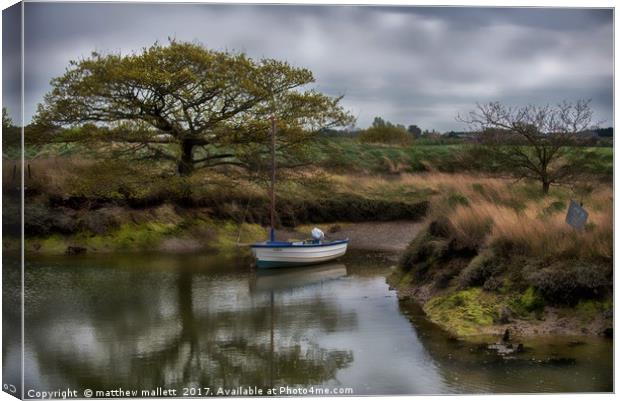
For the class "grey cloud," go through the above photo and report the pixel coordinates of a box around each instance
[2,2,22,122]
[9,3,613,131]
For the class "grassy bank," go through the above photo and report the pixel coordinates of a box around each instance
[4,155,431,254]
[389,173,612,337]
[19,207,267,254]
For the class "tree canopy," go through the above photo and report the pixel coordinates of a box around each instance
[35,40,354,175]
[358,116,413,145]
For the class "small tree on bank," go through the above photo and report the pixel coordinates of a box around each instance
[34,41,353,176]
[460,100,596,194]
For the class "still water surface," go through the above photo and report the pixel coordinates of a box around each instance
[9,251,613,395]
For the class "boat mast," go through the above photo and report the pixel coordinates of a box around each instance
[269,115,276,242]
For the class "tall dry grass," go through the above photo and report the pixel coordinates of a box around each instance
[405,172,614,261]
[325,171,612,261]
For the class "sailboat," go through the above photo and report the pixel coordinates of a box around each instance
[250,116,349,269]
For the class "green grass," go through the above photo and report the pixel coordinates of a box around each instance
[312,137,467,173]
[310,137,612,176]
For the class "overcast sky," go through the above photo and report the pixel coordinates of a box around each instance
[4,3,614,131]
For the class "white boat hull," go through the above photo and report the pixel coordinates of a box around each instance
[251,240,348,268]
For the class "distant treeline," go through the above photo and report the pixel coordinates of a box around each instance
[320,116,613,147]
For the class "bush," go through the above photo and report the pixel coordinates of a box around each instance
[399,232,434,277]
[434,269,456,289]
[458,251,500,288]
[433,261,463,289]
[358,126,413,146]
[527,262,612,305]
[482,276,503,292]
[399,230,451,283]
[428,217,452,238]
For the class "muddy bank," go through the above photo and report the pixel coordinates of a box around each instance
[277,220,424,252]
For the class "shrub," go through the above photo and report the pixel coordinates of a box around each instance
[428,217,452,238]
[527,262,612,305]
[433,260,463,289]
[399,229,452,283]
[400,230,431,264]
[458,251,499,288]
[434,269,456,289]
[482,276,503,292]
[358,126,413,146]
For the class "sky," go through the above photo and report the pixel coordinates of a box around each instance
[3,2,614,131]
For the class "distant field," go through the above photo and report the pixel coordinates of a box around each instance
[310,136,613,176]
[14,134,613,178]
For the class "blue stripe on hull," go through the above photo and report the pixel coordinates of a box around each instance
[256,260,335,269]
[251,239,349,248]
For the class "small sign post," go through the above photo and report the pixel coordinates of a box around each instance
[565,200,588,230]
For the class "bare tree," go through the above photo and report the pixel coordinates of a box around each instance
[460,100,596,194]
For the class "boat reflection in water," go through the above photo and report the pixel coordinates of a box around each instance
[251,263,348,293]
[249,263,350,389]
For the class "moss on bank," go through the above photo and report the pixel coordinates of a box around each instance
[20,217,267,255]
[424,288,498,336]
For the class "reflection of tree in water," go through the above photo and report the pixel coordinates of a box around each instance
[25,265,355,390]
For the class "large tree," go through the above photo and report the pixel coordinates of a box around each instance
[461,100,596,194]
[35,41,353,175]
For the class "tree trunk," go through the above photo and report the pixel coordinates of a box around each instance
[539,155,551,194]
[177,140,194,176]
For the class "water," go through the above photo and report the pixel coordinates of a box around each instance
[4,250,612,395]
